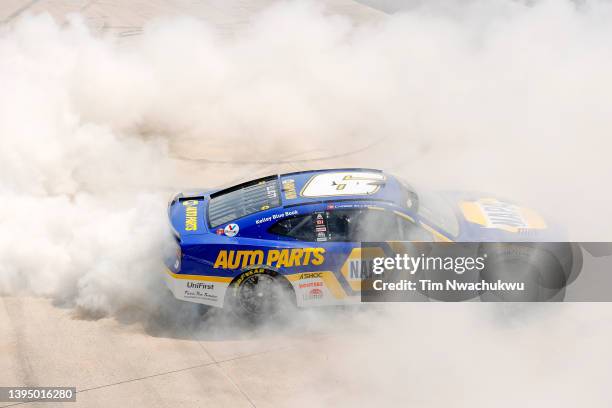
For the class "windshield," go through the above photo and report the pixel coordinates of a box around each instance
[417,190,460,237]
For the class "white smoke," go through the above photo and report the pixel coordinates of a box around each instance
[0,1,611,317]
[1,2,612,407]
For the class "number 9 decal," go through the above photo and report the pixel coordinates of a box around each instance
[301,172,386,197]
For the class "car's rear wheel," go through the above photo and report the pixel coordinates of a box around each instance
[479,243,570,301]
[228,269,295,322]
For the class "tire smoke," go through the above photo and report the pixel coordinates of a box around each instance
[1,1,611,319]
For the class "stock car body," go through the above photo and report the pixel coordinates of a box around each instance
[164,168,567,316]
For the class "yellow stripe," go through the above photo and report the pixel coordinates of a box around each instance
[394,210,415,223]
[460,201,487,226]
[320,272,346,299]
[166,269,233,283]
[520,207,547,229]
[420,223,453,242]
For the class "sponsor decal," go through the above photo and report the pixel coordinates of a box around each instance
[255,210,299,225]
[347,259,375,280]
[282,179,297,200]
[187,282,214,290]
[224,223,239,237]
[299,281,323,289]
[304,288,323,300]
[314,212,328,241]
[266,184,277,199]
[184,290,219,301]
[216,228,224,235]
[183,200,198,231]
[183,281,218,301]
[479,200,528,229]
[297,272,323,280]
[460,198,546,233]
[213,248,326,269]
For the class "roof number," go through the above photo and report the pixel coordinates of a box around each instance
[301,172,385,198]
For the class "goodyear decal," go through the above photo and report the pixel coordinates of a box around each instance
[183,200,199,231]
[213,248,326,269]
[461,199,546,233]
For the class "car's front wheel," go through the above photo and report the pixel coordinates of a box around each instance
[227,269,295,322]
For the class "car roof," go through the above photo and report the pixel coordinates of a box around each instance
[277,168,405,207]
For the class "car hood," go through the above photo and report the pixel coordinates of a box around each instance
[435,191,563,241]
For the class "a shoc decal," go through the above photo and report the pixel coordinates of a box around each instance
[213,248,326,269]
[183,200,199,231]
[301,172,386,197]
[282,179,297,200]
[224,223,239,237]
[297,272,323,280]
[255,210,298,225]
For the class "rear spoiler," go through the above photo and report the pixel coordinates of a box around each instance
[167,191,208,240]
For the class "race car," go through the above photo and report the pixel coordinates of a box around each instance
[164,168,576,319]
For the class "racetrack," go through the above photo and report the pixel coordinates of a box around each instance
[2,1,612,407]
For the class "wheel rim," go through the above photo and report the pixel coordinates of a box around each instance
[237,274,281,315]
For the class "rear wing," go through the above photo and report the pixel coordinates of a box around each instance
[167,192,207,240]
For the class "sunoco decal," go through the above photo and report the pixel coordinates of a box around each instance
[183,200,199,231]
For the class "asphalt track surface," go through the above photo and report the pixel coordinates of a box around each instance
[2,2,612,407]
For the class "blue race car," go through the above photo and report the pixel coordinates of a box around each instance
[164,168,574,318]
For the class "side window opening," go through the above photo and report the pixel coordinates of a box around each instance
[268,208,435,242]
[268,214,316,241]
[326,209,401,242]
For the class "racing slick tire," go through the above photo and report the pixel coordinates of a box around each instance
[478,243,579,301]
[226,268,296,322]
